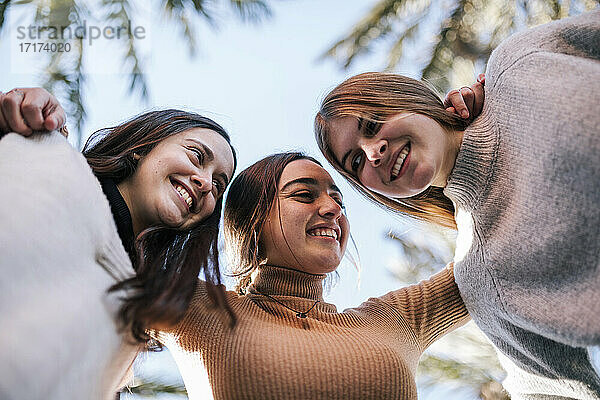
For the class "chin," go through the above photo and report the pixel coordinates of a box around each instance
[309,255,342,273]
[157,207,186,228]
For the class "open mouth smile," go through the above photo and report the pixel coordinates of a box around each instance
[390,143,411,181]
[171,178,196,212]
[307,226,340,243]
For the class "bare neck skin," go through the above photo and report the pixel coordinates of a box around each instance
[433,129,464,188]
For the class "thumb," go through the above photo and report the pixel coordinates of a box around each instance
[43,114,59,131]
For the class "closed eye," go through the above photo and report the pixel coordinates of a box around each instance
[292,191,315,202]
[189,147,204,165]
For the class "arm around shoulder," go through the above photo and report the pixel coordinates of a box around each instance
[377,263,470,350]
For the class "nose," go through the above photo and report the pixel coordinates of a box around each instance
[191,172,213,196]
[319,196,343,220]
[361,139,387,167]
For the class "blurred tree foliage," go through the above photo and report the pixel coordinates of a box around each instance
[0,0,272,145]
[387,224,509,399]
[322,0,599,92]
[119,376,187,398]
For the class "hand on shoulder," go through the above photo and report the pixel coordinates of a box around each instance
[0,87,67,137]
[443,74,486,120]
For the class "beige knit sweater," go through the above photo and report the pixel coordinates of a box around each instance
[157,264,468,399]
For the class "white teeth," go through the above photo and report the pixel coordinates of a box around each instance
[308,228,338,240]
[391,144,410,179]
[175,184,193,209]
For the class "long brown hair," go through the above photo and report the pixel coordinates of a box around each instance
[315,72,469,229]
[83,109,237,343]
[223,152,321,294]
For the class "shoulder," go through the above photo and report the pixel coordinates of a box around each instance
[0,131,101,199]
[487,10,600,84]
[160,280,239,335]
[0,131,126,254]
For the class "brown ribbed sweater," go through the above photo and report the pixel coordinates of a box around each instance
[157,264,468,399]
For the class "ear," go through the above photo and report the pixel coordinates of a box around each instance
[132,152,142,161]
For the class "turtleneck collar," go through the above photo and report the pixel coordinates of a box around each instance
[248,264,326,302]
[443,103,499,213]
[98,177,135,261]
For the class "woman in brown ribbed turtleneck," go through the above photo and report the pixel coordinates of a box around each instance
[156,152,469,400]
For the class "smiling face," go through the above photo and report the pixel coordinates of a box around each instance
[118,128,235,234]
[327,113,463,198]
[260,159,349,275]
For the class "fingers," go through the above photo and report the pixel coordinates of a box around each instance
[42,98,66,131]
[25,88,66,131]
[470,80,485,117]
[0,87,66,136]
[459,86,475,118]
[20,89,48,131]
[1,89,32,135]
[444,73,487,120]
[444,88,470,119]
[22,87,66,131]
[0,92,10,134]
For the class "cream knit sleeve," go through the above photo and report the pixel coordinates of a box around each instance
[0,131,135,400]
[376,264,470,350]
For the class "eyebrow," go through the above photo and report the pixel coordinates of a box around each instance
[340,118,363,170]
[281,177,343,198]
[341,150,352,171]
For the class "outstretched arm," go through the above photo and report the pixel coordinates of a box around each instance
[0,88,67,136]
[377,263,470,350]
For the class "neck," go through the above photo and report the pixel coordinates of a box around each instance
[433,129,464,188]
[116,181,142,236]
[248,264,326,302]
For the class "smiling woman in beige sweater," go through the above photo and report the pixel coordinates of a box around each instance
[156,152,469,400]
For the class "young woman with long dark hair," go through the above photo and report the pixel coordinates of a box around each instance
[314,10,600,399]
[0,100,236,399]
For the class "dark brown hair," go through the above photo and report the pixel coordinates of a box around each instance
[83,109,237,343]
[315,72,469,229]
[223,152,321,293]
